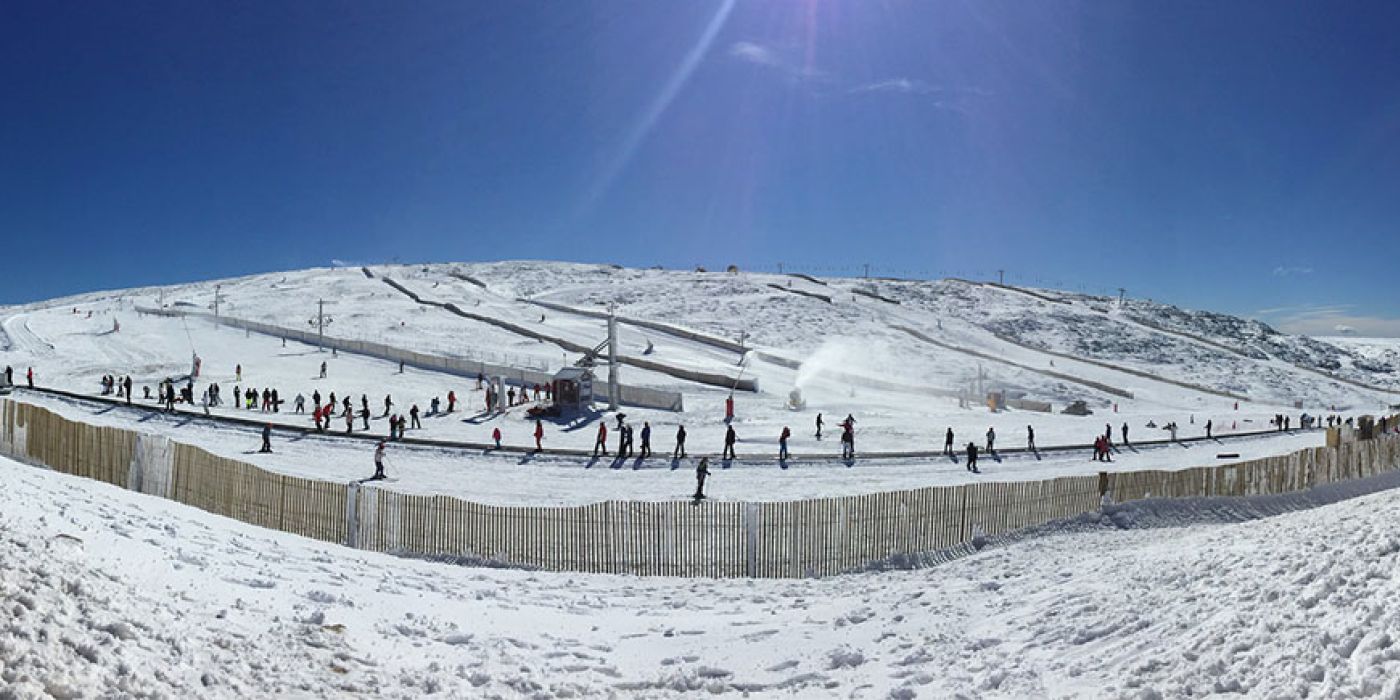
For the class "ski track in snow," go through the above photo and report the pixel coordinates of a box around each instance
[5,455,1400,698]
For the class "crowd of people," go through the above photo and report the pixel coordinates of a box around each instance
[10,360,1394,486]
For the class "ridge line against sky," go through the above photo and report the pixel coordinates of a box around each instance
[0,1,1397,334]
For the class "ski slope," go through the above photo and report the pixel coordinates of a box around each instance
[0,261,1393,504]
[6,452,1400,697]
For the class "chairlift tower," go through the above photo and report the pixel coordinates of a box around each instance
[315,299,337,351]
[607,303,620,411]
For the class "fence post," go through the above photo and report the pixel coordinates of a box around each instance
[345,482,361,549]
[743,502,760,577]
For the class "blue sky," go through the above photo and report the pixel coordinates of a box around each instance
[2,1,1398,334]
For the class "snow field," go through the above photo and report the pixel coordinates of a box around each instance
[6,451,1400,697]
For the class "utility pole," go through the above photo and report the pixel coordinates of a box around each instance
[863,263,870,279]
[998,269,1005,285]
[607,303,619,411]
[1118,287,1126,305]
[315,299,338,352]
[213,285,222,317]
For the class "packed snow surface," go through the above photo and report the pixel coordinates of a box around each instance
[5,454,1400,697]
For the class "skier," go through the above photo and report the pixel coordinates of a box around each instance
[3,366,10,385]
[431,396,440,416]
[693,457,711,499]
[674,424,687,459]
[345,409,354,435]
[270,388,280,413]
[447,391,456,413]
[372,441,387,480]
[944,428,954,455]
[26,367,34,388]
[985,427,996,454]
[639,422,651,458]
[259,423,272,454]
[534,419,544,451]
[361,395,369,418]
[815,413,824,440]
[1026,425,1036,452]
[723,425,737,460]
[294,394,306,414]
[1121,422,1130,446]
[966,442,978,473]
[319,361,327,379]
[123,376,132,404]
[1206,419,1213,438]
[841,423,855,460]
[383,395,393,418]
[593,423,608,456]
[779,426,791,460]
[410,404,421,430]
[361,406,370,430]
[492,427,502,449]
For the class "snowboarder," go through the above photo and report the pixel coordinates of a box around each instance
[640,422,651,458]
[944,428,954,455]
[372,441,387,480]
[693,457,711,499]
[815,413,824,440]
[593,423,608,456]
[674,424,687,459]
[966,442,978,472]
[779,426,790,460]
[235,364,241,382]
[259,423,272,453]
[26,367,34,388]
[723,425,737,460]
[534,419,544,451]
[319,361,327,379]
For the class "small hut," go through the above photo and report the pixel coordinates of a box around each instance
[552,367,594,412]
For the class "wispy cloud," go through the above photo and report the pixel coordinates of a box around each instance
[729,41,779,68]
[726,41,827,82]
[1272,265,1314,277]
[727,44,985,110]
[848,78,941,95]
[1254,304,1400,338]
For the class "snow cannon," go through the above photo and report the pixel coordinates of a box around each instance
[787,387,806,411]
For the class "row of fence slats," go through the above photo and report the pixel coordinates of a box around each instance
[3,398,1399,578]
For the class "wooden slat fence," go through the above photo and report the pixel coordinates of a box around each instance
[1,398,1397,579]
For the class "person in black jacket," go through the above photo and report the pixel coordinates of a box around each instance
[966,442,978,473]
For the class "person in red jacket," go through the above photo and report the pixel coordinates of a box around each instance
[492,427,502,449]
[534,419,544,451]
[593,422,608,456]
[447,391,456,413]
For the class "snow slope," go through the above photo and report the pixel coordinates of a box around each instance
[6,453,1400,697]
[2,261,1391,504]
